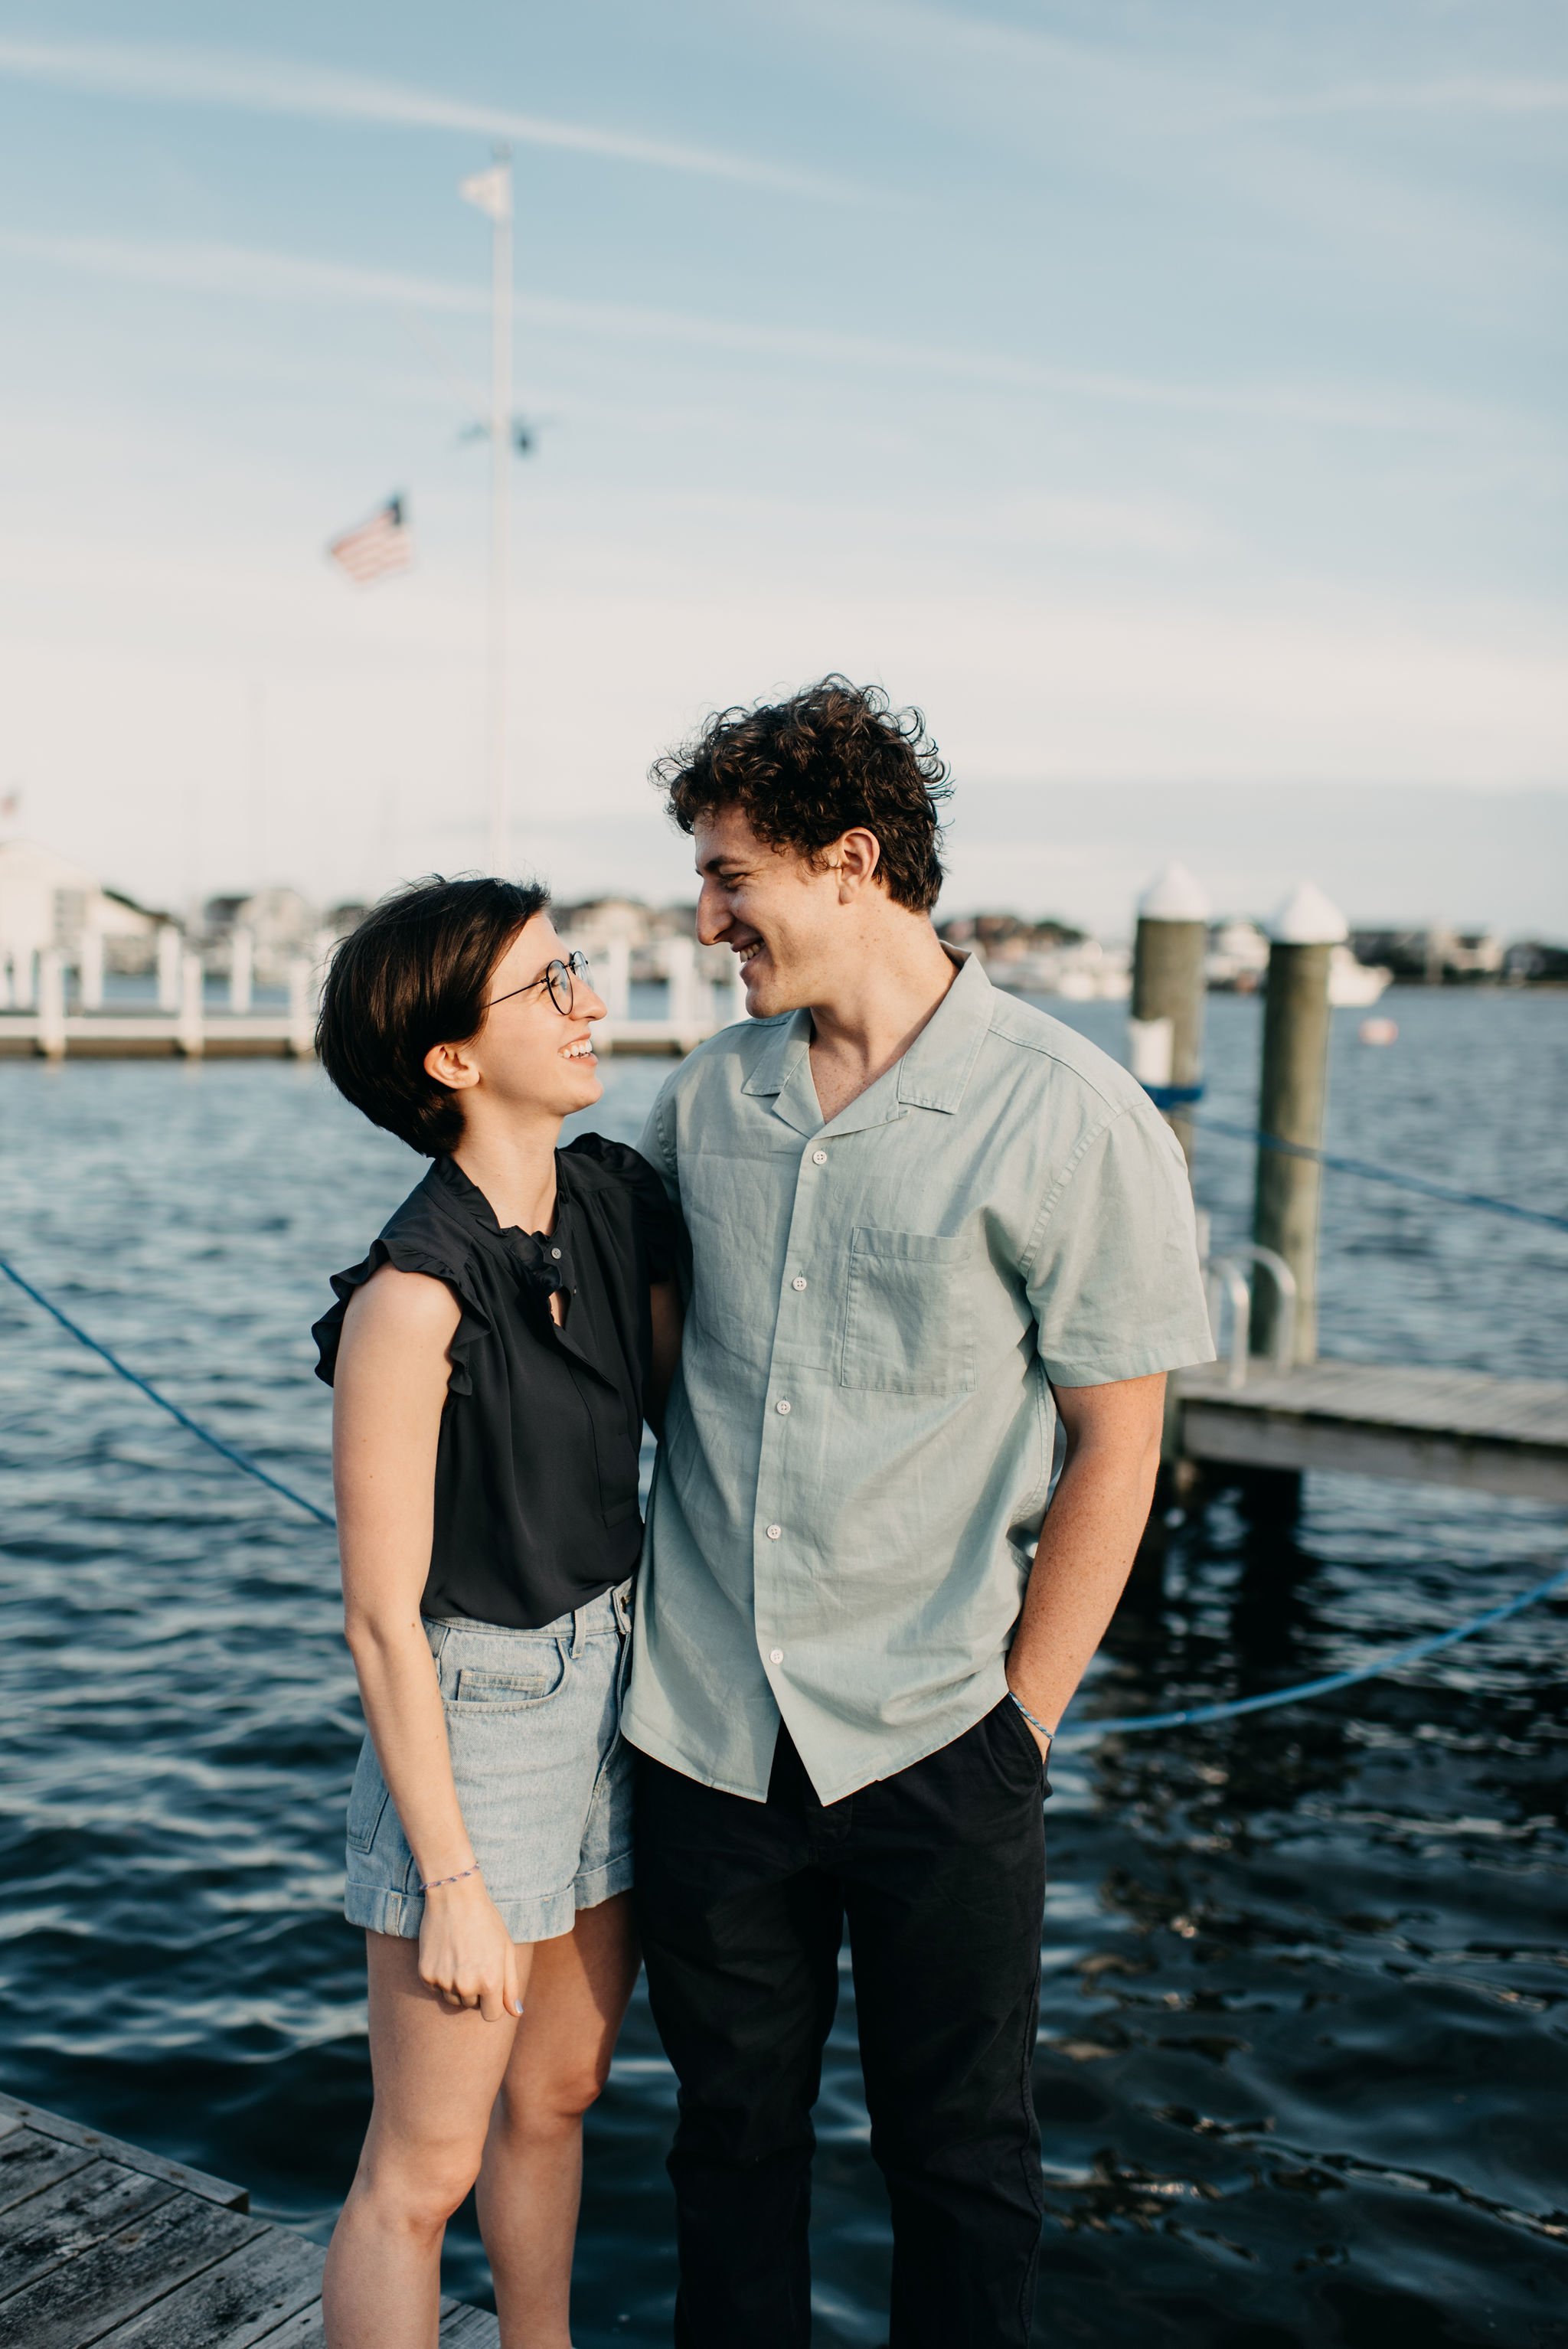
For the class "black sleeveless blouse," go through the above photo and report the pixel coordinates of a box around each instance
[312,1135,680,1631]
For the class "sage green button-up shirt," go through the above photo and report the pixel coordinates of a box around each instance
[623,951,1214,1805]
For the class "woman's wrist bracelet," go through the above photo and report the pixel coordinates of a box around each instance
[418,1862,482,1895]
[1008,1690,1057,1744]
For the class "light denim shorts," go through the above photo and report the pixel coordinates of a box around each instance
[345,1581,635,1946]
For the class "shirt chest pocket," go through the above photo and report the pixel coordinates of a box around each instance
[838,1227,976,1396]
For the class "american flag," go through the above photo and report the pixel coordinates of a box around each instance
[327,495,413,586]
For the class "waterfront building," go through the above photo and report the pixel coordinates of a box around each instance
[0,839,165,1007]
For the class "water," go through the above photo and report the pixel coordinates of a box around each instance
[1,991,1565,2346]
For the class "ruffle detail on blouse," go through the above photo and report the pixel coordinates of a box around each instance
[564,1133,684,1283]
[498,1224,577,1307]
[311,1233,492,1397]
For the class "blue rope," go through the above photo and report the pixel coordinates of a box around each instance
[0,1253,335,1527]
[1192,1114,1568,1234]
[3,1250,1565,1741]
[1054,1559,1568,1749]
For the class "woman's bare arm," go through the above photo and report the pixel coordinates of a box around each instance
[333,1263,520,2020]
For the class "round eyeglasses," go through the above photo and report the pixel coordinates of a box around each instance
[487,950,593,1018]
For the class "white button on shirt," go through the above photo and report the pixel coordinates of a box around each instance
[776,1400,791,1415]
[792,1276,808,1291]
[626,950,1214,1807]
[769,1648,784,1664]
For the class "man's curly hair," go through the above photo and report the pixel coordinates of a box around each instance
[652,677,952,913]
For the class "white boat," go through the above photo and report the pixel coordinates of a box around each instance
[1328,945,1393,1008]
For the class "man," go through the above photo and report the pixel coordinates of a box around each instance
[624,678,1214,2347]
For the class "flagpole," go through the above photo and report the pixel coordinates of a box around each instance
[487,145,513,877]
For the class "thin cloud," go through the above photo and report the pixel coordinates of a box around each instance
[0,34,855,198]
[1237,76,1568,123]
[0,227,1510,443]
[0,229,487,315]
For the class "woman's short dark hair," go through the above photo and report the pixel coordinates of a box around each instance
[652,676,952,913]
[316,875,550,1155]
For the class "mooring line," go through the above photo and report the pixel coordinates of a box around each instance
[2,1250,1564,1741]
[1053,1560,1568,1749]
[1188,1112,1568,1234]
[0,1253,335,1527]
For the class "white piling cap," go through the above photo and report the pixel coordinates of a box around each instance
[1136,861,1210,922]
[1267,881,1348,945]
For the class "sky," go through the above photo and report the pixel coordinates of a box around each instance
[0,1,1564,936]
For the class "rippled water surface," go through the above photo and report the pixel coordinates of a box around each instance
[2,990,1565,2346]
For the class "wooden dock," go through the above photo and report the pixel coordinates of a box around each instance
[0,1011,713,1060]
[0,2093,498,2348]
[1176,1359,1568,1504]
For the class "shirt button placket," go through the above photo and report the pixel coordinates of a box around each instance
[760,1136,826,1719]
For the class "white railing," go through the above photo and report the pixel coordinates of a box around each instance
[1202,1243,1298,1387]
[0,933,749,1060]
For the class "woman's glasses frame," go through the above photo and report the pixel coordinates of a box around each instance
[487,950,593,1019]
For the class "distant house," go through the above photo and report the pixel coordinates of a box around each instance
[200,887,323,984]
[0,841,165,997]
[1350,926,1504,983]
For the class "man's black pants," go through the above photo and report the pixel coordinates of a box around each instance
[634,1699,1049,2349]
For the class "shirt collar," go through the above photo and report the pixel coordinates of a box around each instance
[738,949,993,1129]
[740,1011,813,1103]
[427,1153,576,1299]
[893,949,994,1114]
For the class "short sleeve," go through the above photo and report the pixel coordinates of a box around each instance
[637,1078,681,1210]
[311,1235,489,1394]
[1024,1102,1215,1387]
[564,1134,686,1286]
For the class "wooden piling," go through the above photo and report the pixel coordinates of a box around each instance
[1130,862,1209,1170]
[36,952,66,1061]
[1129,864,1210,1547]
[1251,883,1345,1367]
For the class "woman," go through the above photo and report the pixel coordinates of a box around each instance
[310,876,681,2349]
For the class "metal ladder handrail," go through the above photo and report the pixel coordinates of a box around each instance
[1203,1243,1298,1388]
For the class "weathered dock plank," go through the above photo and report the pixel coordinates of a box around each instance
[1177,1360,1568,1503]
[437,2303,504,2344]
[240,2304,328,2346]
[0,2099,502,2348]
[0,2187,261,2349]
[0,2093,248,2211]
[243,2291,501,2346]
[0,2131,98,2218]
[90,2226,326,2347]
[0,2161,174,2301]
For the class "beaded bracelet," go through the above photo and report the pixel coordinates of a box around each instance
[419,1862,482,1894]
[1008,1690,1057,1745]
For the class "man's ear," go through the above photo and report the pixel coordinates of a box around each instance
[833,827,882,900]
[423,1038,480,1094]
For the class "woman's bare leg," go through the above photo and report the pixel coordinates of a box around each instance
[476,1893,640,2349]
[323,1931,537,2349]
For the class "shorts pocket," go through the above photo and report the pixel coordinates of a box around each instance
[345,1736,391,1854]
[449,1639,569,1710]
[839,1227,976,1396]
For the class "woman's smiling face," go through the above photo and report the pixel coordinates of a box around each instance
[426,913,607,1125]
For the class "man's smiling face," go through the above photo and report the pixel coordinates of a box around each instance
[692,804,853,1020]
